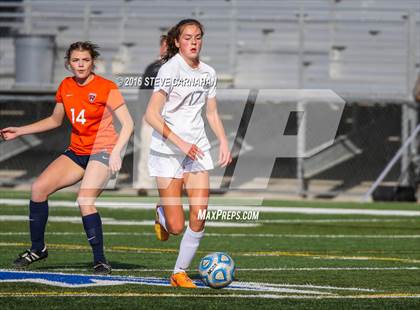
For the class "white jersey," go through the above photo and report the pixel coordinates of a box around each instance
[150,53,217,154]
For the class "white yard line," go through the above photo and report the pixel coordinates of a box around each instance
[2,292,420,299]
[24,267,420,272]
[1,241,418,263]
[0,293,329,299]
[238,281,375,292]
[1,199,420,216]
[2,231,420,239]
[208,233,420,239]
[259,219,413,223]
[0,216,258,227]
[30,266,420,272]
[238,267,420,271]
[41,268,176,272]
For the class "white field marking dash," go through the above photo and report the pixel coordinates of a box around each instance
[1,198,420,216]
[2,231,420,239]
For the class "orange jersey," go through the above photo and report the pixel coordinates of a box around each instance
[55,74,125,155]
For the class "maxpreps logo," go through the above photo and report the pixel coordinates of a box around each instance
[198,209,260,221]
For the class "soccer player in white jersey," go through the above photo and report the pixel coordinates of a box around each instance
[145,19,232,288]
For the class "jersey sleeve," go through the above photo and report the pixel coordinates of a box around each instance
[208,70,217,98]
[55,81,64,103]
[154,62,175,95]
[106,82,125,111]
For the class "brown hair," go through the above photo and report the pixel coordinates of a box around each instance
[160,34,167,46]
[65,41,100,70]
[162,19,204,63]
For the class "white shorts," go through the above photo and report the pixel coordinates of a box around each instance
[148,150,214,179]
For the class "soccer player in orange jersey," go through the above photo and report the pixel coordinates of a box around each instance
[0,41,134,274]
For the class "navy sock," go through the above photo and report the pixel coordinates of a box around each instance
[29,200,49,252]
[82,213,106,263]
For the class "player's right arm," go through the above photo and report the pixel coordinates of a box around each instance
[145,90,203,160]
[0,103,65,141]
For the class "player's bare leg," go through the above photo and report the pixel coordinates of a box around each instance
[77,160,111,274]
[154,177,194,287]
[14,155,84,268]
[78,160,110,216]
[156,177,184,237]
[170,171,209,288]
[31,155,85,202]
[184,171,209,232]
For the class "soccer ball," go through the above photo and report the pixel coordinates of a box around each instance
[198,252,235,288]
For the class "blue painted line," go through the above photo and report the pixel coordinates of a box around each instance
[0,269,211,289]
[0,269,264,291]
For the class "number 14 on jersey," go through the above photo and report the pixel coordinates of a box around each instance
[70,108,87,125]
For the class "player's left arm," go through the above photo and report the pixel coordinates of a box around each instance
[109,104,134,174]
[206,97,232,167]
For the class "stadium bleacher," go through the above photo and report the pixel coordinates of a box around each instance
[0,0,418,93]
[0,0,419,197]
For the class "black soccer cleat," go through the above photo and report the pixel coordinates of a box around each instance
[13,247,48,268]
[93,261,112,275]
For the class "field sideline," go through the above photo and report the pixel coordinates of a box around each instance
[0,190,420,309]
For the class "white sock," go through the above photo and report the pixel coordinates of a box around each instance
[173,226,204,274]
[157,205,168,231]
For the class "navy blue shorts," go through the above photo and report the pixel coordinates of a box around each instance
[63,149,109,170]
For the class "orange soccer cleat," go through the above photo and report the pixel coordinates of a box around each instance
[170,272,197,288]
